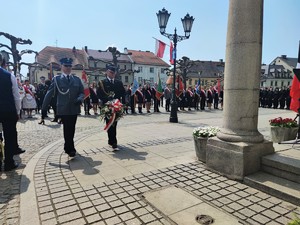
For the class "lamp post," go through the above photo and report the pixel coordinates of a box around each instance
[156,8,194,123]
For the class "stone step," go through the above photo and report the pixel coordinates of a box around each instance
[244,171,300,206]
[261,149,300,183]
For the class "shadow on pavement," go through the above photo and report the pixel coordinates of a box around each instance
[49,154,102,175]
[112,145,148,161]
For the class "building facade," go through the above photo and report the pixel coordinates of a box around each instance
[260,55,297,88]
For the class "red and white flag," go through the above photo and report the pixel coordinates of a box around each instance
[155,40,166,58]
[81,69,90,99]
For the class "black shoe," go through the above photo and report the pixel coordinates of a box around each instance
[51,119,58,122]
[4,162,19,171]
[15,148,25,155]
[67,151,76,157]
[112,144,119,151]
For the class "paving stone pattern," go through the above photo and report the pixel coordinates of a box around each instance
[1,110,300,225]
[32,132,299,225]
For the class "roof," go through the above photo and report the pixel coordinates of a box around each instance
[261,64,291,79]
[36,46,88,68]
[87,49,132,63]
[128,50,170,67]
[188,60,225,78]
[271,56,297,68]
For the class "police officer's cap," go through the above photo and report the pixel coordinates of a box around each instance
[60,58,73,66]
[106,64,116,73]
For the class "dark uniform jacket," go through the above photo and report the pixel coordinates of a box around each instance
[97,78,125,104]
[42,74,84,116]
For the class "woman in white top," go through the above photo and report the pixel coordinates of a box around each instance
[22,79,37,118]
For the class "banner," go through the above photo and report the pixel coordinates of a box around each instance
[155,40,166,58]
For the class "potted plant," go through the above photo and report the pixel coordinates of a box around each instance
[193,126,219,162]
[269,117,298,143]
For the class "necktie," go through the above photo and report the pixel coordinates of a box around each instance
[67,75,70,82]
[110,79,114,84]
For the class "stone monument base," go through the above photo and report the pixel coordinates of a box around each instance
[206,137,274,180]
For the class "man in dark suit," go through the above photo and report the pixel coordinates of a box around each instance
[97,64,125,150]
[0,53,22,171]
[42,58,84,157]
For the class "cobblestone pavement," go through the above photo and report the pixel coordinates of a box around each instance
[0,108,299,225]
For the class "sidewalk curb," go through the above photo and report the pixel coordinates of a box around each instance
[20,138,63,225]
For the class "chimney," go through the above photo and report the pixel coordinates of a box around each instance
[72,46,76,55]
[84,46,88,53]
[219,59,223,62]
[124,47,128,54]
[281,55,287,59]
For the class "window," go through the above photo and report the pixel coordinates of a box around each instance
[189,80,192,85]
[288,81,290,86]
[274,81,277,86]
[124,65,127,70]
[138,77,143,83]
[150,77,154,83]
[125,76,128,83]
[281,81,284,87]
[161,68,165,74]
[138,67,143,72]
[150,67,154,73]
[271,81,273,86]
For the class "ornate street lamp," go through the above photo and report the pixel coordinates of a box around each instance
[156,8,194,123]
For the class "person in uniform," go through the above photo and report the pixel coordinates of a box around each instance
[135,85,144,114]
[164,85,171,112]
[36,76,48,114]
[0,53,22,171]
[89,81,99,115]
[200,87,206,110]
[97,64,125,150]
[41,58,84,157]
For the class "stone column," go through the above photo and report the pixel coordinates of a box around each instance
[206,0,274,180]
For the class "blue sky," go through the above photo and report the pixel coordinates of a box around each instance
[1,0,300,74]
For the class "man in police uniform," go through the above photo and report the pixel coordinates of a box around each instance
[42,58,84,157]
[98,64,125,150]
[0,53,21,171]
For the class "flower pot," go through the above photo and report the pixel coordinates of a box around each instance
[270,127,298,143]
[193,136,208,162]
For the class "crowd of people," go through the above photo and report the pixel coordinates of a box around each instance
[83,83,225,115]
[2,50,295,172]
[259,86,291,109]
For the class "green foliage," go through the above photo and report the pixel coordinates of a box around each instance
[288,213,300,225]
[193,126,220,138]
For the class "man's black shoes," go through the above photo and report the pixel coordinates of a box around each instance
[4,162,19,171]
[15,147,25,155]
[67,151,76,157]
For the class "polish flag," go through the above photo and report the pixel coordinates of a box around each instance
[155,40,166,58]
[290,41,300,113]
[82,69,90,99]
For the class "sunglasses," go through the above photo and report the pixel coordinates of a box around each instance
[63,65,72,68]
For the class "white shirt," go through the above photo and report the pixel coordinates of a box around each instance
[108,78,114,84]
[0,67,21,113]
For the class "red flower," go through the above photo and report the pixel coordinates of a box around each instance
[269,117,297,128]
